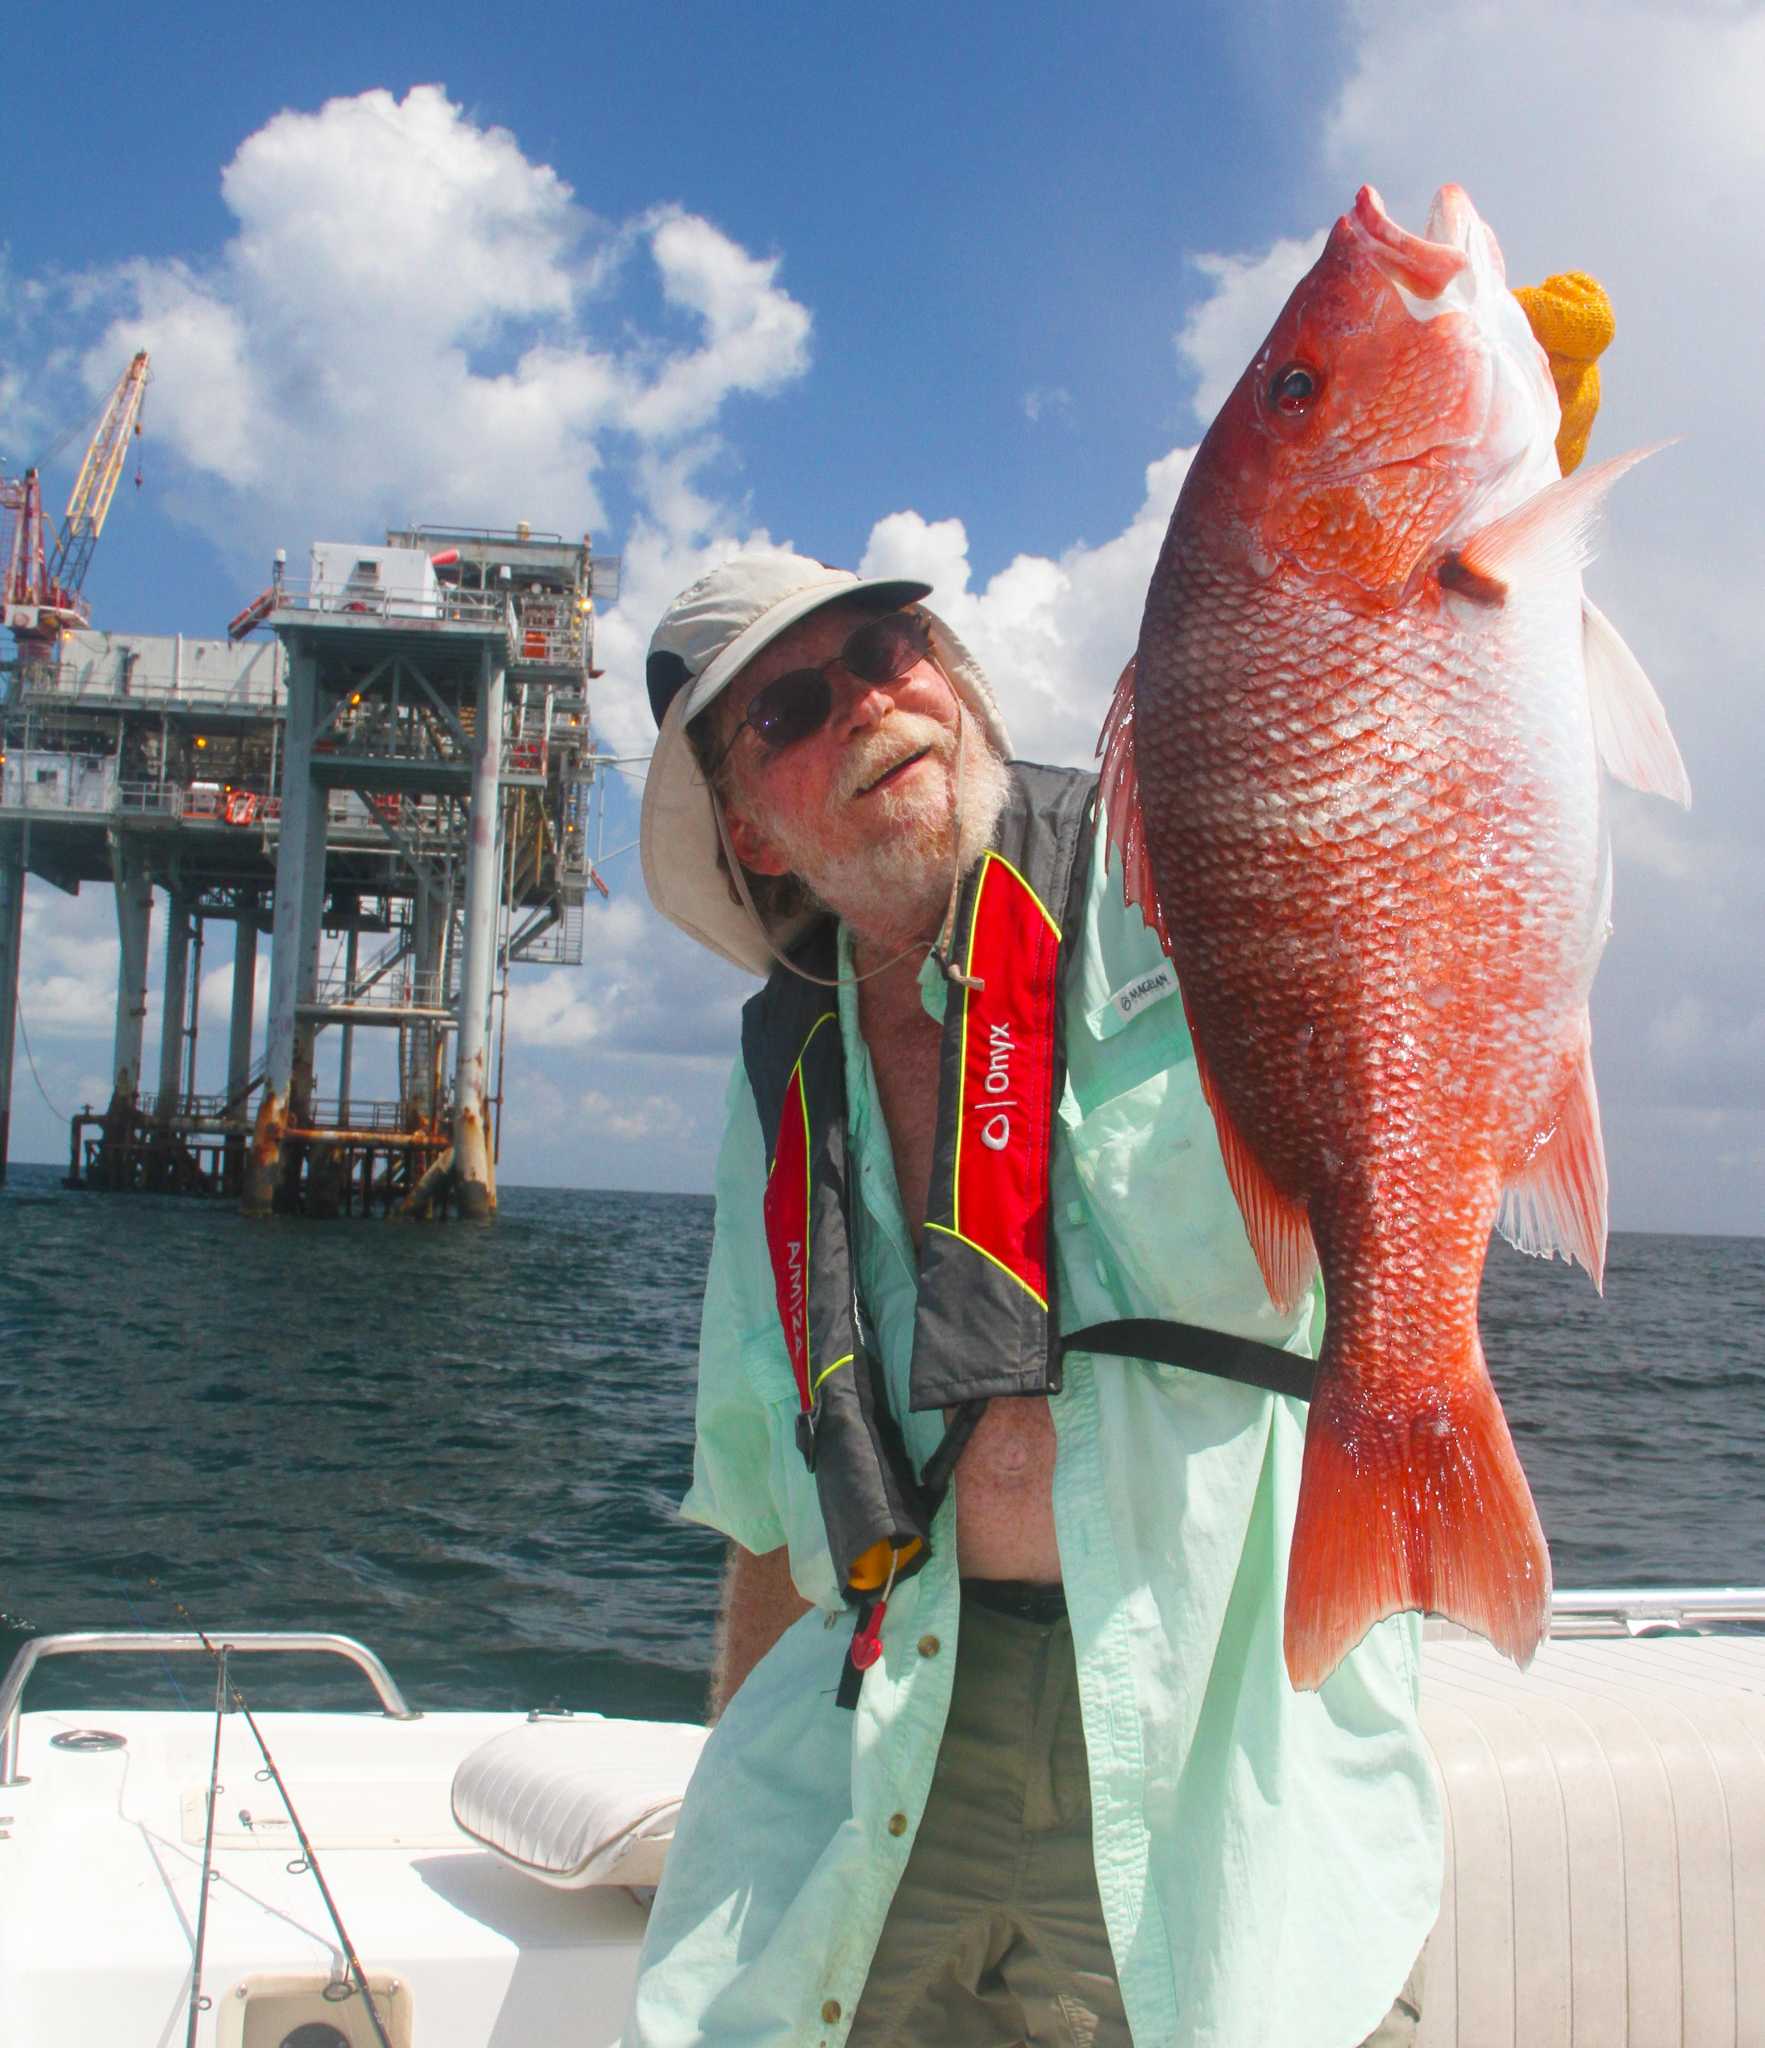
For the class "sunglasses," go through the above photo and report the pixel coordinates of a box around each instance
[704,611,935,780]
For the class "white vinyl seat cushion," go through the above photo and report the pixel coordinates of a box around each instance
[451,1714,710,1889]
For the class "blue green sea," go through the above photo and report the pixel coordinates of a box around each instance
[1,1164,1759,1722]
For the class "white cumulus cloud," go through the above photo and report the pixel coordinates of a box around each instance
[86,86,811,574]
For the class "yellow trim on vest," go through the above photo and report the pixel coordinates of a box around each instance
[922,1219,1050,1311]
[811,1353,854,1394]
[975,849,1063,944]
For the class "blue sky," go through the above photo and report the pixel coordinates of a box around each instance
[4,0,1761,1233]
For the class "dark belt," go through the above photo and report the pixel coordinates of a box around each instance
[961,1577,1068,1626]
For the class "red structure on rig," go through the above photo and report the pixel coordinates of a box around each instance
[1,351,149,665]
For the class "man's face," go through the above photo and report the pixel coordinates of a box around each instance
[713,603,974,929]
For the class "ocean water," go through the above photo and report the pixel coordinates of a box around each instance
[1,1163,1759,1724]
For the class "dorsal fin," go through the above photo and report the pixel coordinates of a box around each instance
[1097,656,1171,950]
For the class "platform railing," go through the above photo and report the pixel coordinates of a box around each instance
[0,1630,422,1786]
[308,969,446,1010]
[301,1097,421,1132]
[272,581,516,640]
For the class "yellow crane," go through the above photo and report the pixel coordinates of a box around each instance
[2,349,149,642]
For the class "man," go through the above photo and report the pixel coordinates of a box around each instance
[624,267,1606,2048]
[628,554,1435,2048]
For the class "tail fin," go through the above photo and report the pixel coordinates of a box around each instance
[1283,1332,1549,1691]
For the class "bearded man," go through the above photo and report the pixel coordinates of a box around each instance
[624,551,1436,2048]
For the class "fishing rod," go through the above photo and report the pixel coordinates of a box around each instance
[185,1646,228,2046]
[155,1583,395,2048]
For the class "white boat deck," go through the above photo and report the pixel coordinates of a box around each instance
[0,1704,657,2046]
[2,1595,1761,2047]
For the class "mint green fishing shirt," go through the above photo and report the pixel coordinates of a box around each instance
[626,834,1442,2048]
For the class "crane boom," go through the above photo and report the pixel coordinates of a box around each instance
[49,350,149,600]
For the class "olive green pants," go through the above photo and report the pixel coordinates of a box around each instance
[848,1589,1425,2048]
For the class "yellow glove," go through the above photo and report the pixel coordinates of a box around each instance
[1512,271,1614,475]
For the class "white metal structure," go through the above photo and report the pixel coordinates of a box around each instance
[1,1593,1760,2047]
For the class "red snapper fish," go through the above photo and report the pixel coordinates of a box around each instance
[1101,185,1689,1690]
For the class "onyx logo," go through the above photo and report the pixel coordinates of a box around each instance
[978,1020,1016,1152]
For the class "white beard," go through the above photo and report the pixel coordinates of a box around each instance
[742,711,1011,947]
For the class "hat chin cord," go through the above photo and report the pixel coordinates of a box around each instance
[713,700,984,993]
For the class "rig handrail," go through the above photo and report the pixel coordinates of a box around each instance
[0,1630,420,1785]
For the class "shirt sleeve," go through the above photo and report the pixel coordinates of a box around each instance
[678,1059,794,1556]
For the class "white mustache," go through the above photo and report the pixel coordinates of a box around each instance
[833,716,956,803]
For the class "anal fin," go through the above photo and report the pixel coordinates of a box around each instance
[1582,598,1691,806]
[1497,1017,1609,1292]
[1097,656,1171,951]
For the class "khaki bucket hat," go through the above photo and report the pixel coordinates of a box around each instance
[639,550,1013,975]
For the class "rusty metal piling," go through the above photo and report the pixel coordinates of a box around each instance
[244,647,327,1217]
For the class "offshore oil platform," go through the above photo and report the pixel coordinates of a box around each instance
[0,353,619,1218]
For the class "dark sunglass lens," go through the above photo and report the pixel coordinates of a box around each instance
[844,613,929,684]
[748,669,831,748]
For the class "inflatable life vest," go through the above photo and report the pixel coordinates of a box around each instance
[742,762,1316,1702]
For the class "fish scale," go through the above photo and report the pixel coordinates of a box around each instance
[1101,183,1685,1689]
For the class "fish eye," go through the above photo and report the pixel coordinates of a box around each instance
[1269,363,1320,415]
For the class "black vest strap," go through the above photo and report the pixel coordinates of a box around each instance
[1064,1320,1316,1402]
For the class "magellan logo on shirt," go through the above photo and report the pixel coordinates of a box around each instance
[979,1021,1016,1151]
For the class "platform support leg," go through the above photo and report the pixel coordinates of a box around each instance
[224,907,258,1195]
[156,894,192,1117]
[338,926,358,1128]
[0,837,24,1184]
[451,647,504,1220]
[245,649,327,1217]
[95,835,155,1189]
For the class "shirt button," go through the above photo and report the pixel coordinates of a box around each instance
[887,1812,909,1837]
[822,1999,842,2024]
[917,1634,940,1657]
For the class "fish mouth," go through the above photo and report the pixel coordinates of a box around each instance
[1351,184,1482,319]
[854,745,933,797]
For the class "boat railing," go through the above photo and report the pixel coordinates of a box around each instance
[0,1630,421,1786]
[1545,1585,1765,1636]
[1419,1584,1765,1643]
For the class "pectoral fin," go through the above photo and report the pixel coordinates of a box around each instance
[1098,656,1172,950]
[1449,442,1669,591]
